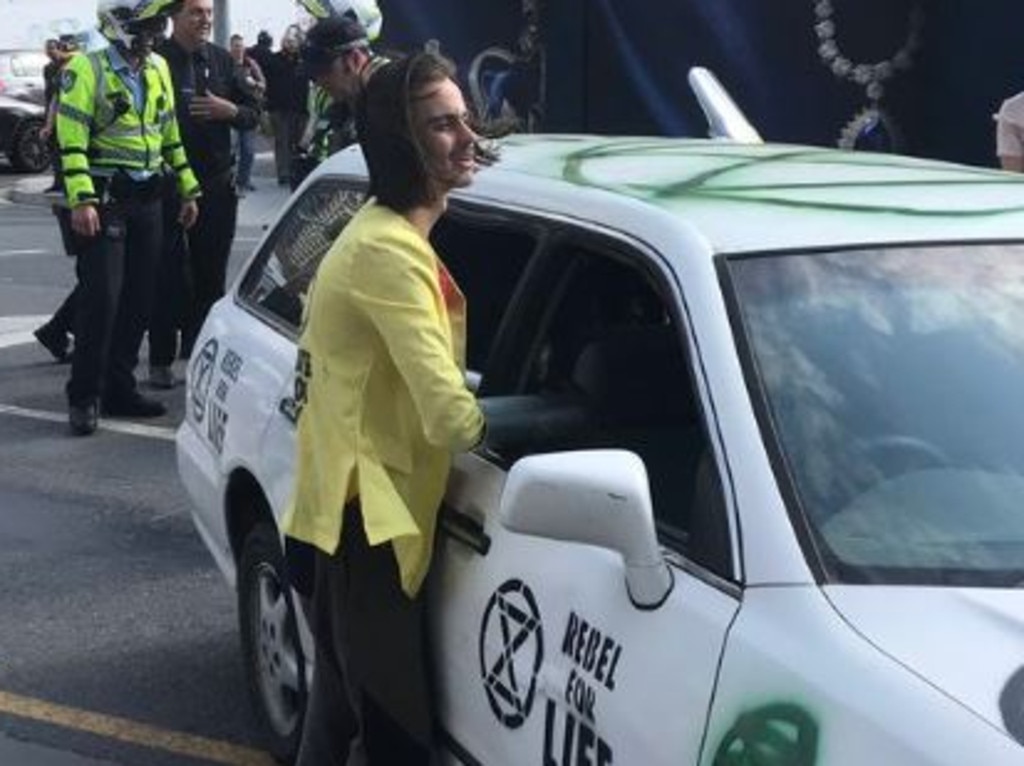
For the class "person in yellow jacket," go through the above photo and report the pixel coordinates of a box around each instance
[286,51,487,765]
[57,0,199,435]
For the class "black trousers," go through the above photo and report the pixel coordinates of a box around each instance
[295,507,432,766]
[44,285,78,338]
[148,190,189,367]
[150,176,237,364]
[66,195,162,407]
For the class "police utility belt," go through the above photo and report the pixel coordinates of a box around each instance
[92,169,165,205]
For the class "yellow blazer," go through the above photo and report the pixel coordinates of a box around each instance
[283,201,484,596]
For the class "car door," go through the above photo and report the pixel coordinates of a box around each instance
[431,229,741,765]
[233,178,366,519]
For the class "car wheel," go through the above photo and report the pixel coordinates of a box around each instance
[9,118,50,174]
[238,523,307,763]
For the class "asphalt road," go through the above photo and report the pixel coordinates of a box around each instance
[0,169,279,765]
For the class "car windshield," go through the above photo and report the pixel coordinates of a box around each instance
[728,244,1024,587]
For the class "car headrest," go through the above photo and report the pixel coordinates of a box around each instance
[571,324,695,426]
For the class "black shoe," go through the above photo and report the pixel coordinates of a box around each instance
[34,325,69,362]
[68,402,98,436]
[101,394,167,418]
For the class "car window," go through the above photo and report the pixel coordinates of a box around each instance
[10,53,46,78]
[483,239,732,578]
[729,244,1024,587]
[431,208,539,372]
[238,178,363,334]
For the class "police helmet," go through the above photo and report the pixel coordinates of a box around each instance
[298,0,383,41]
[98,0,182,49]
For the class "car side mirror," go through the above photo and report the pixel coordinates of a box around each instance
[499,450,673,609]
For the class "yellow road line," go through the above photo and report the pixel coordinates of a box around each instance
[0,690,276,766]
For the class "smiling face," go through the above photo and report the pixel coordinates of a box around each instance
[410,77,479,196]
[174,0,213,49]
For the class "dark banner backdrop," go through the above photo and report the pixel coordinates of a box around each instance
[376,0,1022,168]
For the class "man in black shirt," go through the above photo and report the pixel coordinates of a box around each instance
[149,0,261,387]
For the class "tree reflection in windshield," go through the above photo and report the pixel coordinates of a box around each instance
[729,244,1024,586]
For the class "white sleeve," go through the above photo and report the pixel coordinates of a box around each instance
[996,100,1024,158]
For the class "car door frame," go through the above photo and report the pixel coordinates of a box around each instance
[430,202,744,765]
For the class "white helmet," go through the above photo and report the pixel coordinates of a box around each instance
[97,0,180,49]
[298,0,383,41]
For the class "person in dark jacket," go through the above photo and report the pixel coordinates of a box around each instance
[246,29,274,74]
[148,0,261,387]
[264,25,309,186]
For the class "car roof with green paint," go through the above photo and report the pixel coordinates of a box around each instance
[475,135,1024,254]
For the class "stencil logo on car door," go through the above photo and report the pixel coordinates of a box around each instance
[479,578,544,729]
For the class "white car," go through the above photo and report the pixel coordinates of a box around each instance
[177,133,1024,764]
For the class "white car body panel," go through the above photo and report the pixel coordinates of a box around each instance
[705,587,1022,764]
[431,457,739,766]
[825,586,1024,742]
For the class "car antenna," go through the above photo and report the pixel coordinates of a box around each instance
[687,66,763,144]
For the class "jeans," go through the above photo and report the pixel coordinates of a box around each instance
[235,128,255,188]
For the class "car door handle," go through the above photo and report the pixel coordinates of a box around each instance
[441,506,491,556]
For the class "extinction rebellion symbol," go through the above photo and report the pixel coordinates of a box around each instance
[190,338,219,423]
[478,578,544,729]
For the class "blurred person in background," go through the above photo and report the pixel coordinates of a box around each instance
[246,29,274,75]
[996,89,1024,172]
[264,24,308,186]
[35,34,83,362]
[229,32,265,193]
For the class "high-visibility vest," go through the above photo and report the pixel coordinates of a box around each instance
[56,49,200,208]
[306,84,334,161]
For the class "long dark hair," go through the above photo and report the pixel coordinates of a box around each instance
[356,50,456,212]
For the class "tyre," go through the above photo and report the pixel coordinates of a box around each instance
[238,523,307,763]
[9,118,50,174]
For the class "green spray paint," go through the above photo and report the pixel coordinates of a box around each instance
[501,136,1024,219]
[712,703,819,766]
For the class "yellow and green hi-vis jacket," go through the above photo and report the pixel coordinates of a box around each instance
[56,49,200,207]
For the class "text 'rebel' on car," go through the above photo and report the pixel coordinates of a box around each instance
[176,69,1024,765]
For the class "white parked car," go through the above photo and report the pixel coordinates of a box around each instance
[177,133,1024,764]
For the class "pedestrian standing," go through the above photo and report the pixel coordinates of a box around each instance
[229,33,265,193]
[40,39,63,193]
[34,35,82,362]
[264,25,309,186]
[286,51,487,765]
[246,30,274,76]
[148,0,262,387]
[56,0,200,436]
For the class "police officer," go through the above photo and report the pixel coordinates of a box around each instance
[57,0,199,435]
[294,0,386,184]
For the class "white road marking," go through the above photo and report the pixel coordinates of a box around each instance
[0,315,51,350]
[0,403,176,441]
[0,249,50,258]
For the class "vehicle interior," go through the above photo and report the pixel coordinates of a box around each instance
[480,243,731,577]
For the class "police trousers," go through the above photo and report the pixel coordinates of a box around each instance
[66,193,162,407]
